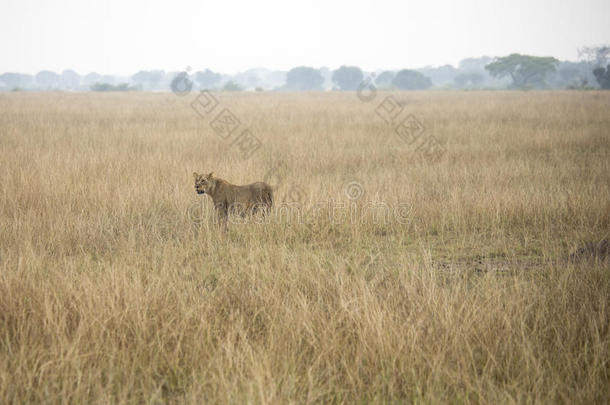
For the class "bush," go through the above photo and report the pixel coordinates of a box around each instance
[91,83,140,92]
[222,81,243,92]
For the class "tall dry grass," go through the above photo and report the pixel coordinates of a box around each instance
[0,91,609,404]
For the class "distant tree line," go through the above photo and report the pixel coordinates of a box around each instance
[2,47,608,92]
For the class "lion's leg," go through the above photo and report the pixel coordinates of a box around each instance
[215,202,229,231]
[263,193,272,216]
[252,202,265,217]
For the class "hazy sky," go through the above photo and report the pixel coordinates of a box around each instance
[1,0,609,75]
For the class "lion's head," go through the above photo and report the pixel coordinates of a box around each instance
[193,172,215,195]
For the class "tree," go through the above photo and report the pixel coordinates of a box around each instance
[35,70,60,89]
[453,72,483,88]
[285,67,324,91]
[391,70,432,90]
[130,70,164,90]
[331,66,363,90]
[419,64,458,87]
[169,72,192,95]
[0,73,32,89]
[578,46,610,67]
[485,54,558,89]
[60,70,81,90]
[593,65,610,89]
[458,56,493,71]
[577,45,610,89]
[375,71,395,88]
[99,75,117,85]
[194,69,222,89]
[0,73,17,89]
[82,72,102,87]
[232,68,276,90]
[549,61,596,89]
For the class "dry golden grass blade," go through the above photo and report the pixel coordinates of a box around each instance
[0,91,609,404]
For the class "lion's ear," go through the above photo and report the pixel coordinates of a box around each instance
[208,172,214,178]
[193,172,199,179]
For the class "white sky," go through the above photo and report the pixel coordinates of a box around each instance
[1,0,609,75]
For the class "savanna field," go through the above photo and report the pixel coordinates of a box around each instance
[0,91,609,404]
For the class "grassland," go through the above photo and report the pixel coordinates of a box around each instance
[0,90,609,404]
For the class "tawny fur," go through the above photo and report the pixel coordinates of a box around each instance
[193,172,273,228]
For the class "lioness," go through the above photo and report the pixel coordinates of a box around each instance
[193,172,273,228]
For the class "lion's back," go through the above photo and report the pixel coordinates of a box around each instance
[224,181,273,210]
